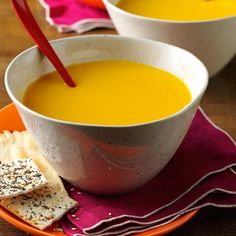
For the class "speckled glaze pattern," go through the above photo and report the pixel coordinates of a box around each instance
[5,35,208,195]
[103,0,236,77]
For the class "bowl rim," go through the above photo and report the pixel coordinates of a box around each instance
[103,0,236,24]
[5,34,208,128]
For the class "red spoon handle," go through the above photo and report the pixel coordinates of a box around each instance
[12,0,76,87]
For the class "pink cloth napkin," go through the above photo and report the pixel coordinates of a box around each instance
[39,0,114,33]
[55,108,236,235]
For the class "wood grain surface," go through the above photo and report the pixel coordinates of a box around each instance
[0,0,235,235]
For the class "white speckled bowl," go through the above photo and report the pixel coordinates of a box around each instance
[5,35,208,195]
[103,0,236,77]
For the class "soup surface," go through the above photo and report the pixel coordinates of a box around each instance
[117,0,236,21]
[23,60,191,125]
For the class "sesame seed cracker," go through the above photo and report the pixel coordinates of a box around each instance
[0,158,48,199]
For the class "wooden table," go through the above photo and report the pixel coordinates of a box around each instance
[0,0,235,235]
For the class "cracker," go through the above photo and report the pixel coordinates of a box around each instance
[0,185,77,230]
[0,158,48,199]
[0,131,78,229]
[0,130,66,194]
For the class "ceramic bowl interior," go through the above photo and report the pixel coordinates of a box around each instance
[6,35,207,108]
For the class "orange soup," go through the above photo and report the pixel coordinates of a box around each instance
[23,60,191,125]
[117,0,236,21]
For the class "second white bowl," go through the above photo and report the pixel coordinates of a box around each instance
[103,0,236,77]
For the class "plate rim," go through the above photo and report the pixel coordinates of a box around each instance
[0,103,199,236]
[79,0,106,10]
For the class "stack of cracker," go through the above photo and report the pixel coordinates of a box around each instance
[0,131,77,230]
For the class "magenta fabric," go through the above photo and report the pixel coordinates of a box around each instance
[59,108,236,235]
[89,190,236,236]
[39,0,114,32]
[86,169,236,235]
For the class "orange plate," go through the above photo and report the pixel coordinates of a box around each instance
[79,0,106,10]
[0,104,198,236]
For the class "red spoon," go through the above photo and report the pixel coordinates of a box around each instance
[12,0,76,87]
